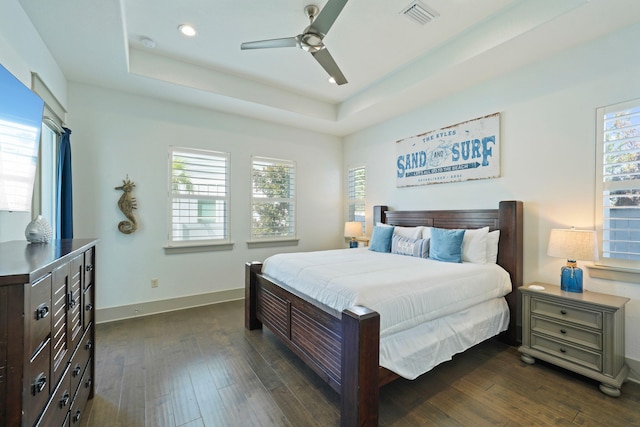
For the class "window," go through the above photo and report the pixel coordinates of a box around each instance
[595,99,640,270]
[39,122,59,238]
[168,147,229,245]
[348,165,366,234]
[251,156,296,240]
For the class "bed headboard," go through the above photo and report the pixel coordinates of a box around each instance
[374,200,523,344]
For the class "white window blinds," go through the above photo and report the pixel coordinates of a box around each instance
[168,147,229,245]
[348,165,366,233]
[251,156,296,240]
[596,99,640,267]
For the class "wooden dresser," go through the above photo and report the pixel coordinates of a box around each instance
[519,282,629,397]
[0,239,97,426]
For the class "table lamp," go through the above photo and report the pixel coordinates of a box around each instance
[547,227,598,293]
[344,221,362,248]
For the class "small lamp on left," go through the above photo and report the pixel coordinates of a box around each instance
[344,221,362,248]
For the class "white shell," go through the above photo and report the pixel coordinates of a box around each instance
[25,215,53,243]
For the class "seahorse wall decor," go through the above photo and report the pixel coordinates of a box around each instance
[115,175,138,234]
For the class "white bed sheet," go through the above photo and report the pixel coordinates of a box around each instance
[262,248,512,338]
[380,297,509,379]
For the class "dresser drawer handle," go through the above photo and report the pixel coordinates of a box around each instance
[35,303,49,320]
[60,391,70,408]
[68,291,76,309]
[73,409,82,423]
[85,378,93,389]
[560,348,567,353]
[86,303,94,312]
[86,264,94,272]
[560,310,567,315]
[73,365,82,377]
[32,373,47,395]
[560,329,567,334]
[85,340,93,351]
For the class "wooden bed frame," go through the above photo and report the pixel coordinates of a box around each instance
[245,200,523,426]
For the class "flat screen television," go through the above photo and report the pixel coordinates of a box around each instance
[0,63,45,212]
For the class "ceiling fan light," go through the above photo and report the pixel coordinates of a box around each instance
[178,24,197,37]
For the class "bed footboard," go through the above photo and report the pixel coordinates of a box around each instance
[245,262,381,427]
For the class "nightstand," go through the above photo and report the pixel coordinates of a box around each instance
[518,282,629,397]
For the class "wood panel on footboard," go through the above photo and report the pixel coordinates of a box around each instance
[245,200,523,427]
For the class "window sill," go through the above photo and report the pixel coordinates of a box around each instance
[587,264,640,283]
[247,239,299,249]
[163,241,234,254]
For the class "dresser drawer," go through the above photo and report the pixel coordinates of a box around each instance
[531,333,602,372]
[27,340,51,427]
[531,297,602,330]
[29,274,52,357]
[531,316,602,351]
[36,364,71,427]
[83,285,94,331]
[69,359,93,426]
[70,329,92,395]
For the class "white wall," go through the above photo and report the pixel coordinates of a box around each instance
[344,24,640,367]
[0,0,67,242]
[68,83,343,315]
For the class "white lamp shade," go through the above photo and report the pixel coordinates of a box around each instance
[344,221,362,238]
[547,228,598,261]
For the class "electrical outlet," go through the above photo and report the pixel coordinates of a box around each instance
[151,278,158,288]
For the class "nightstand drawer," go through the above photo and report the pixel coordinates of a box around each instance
[531,333,602,372]
[531,298,602,330]
[531,316,602,351]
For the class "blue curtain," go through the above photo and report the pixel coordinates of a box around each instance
[57,127,73,238]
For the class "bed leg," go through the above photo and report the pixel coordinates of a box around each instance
[341,306,380,427]
[245,262,263,330]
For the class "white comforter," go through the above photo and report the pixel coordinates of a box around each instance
[262,248,512,338]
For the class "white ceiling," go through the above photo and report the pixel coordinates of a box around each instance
[17,0,640,136]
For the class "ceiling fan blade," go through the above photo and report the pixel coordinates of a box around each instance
[311,48,347,85]
[310,0,348,36]
[241,37,299,50]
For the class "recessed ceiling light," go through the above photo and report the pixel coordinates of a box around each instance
[140,36,156,48]
[328,77,337,84]
[178,24,197,37]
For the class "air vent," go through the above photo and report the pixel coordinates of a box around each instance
[400,1,439,25]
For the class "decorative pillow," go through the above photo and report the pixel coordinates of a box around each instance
[394,226,424,240]
[391,234,429,258]
[369,225,394,253]
[461,226,489,264]
[421,226,432,240]
[429,228,465,263]
[486,230,500,264]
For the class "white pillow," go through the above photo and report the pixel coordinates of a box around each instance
[421,226,432,240]
[486,230,500,264]
[461,226,489,264]
[394,225,423,239]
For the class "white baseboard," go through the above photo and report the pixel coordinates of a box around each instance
[627,357,640,384]
[96,288,244,324]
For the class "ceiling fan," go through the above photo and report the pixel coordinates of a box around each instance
[240,0,349,85]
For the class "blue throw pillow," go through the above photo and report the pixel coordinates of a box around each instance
[391,234,429,258]
[429,227,465,263]
[369,225,394,253]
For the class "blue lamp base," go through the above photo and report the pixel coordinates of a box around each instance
[349,239,358,249]
[560,264,583,293]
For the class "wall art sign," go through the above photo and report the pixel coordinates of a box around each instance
[396,113,500,187]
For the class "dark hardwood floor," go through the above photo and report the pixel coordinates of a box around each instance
[80,300,640,427]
